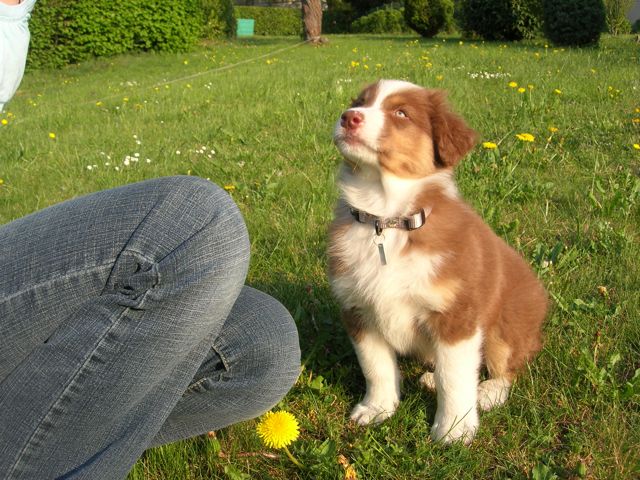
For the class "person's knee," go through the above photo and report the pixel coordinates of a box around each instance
[234,288,301,405]
[106,176,250,323]
[153,176,250,268]
[255,298,301,396]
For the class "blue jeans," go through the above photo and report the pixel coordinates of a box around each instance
[0,176,301,479]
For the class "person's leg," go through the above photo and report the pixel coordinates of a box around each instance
[0,176,255,479]
[150,285,301,447]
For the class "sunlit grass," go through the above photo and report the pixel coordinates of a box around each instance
[1,34,639,479]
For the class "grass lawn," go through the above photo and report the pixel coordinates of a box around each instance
[1,34,639,479]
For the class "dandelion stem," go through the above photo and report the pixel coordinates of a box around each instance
[283,446,304,469]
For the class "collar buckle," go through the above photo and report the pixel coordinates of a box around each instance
[349,207,429,235]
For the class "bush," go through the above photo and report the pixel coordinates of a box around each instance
[28,0,203,69]
[351,6,413,34]
[201,0,235,39]
[603,0,634,35]
[234,6,302,36]
[541,0,605,46]
[633,19,640,33]
[323,0,358,33]
[457,0,542,41]
[404,0,454,37]
[348,0,390,15]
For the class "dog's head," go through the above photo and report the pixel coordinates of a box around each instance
[334,80,477,178]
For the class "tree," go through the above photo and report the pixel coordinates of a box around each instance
[301,0,326,43]
[604,0,633,34]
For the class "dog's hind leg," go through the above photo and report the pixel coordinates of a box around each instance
[479,330,513,411]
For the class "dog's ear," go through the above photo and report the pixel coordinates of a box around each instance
[426,90,477,168]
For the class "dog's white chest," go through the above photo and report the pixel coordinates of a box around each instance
[331,224,445,353]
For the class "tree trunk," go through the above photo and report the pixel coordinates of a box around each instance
[301,0,324,44]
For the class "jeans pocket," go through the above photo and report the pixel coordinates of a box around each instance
[185,345,231,393]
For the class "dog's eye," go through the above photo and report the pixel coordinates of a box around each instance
[351,97,364,108]
[395,109,408,118]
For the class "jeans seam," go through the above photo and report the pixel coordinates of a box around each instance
[185,346,231,394]
[7,304,133,477]
[0,262,115,304]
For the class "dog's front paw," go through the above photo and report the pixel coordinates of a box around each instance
[350,401,397,425]
[431,408,478,445]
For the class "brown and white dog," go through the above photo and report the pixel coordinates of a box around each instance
[328,80,547,444]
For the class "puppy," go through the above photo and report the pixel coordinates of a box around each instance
[328,80,547,444]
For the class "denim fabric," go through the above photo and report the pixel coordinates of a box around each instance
[0,0,37,110]
[0,176,301,479]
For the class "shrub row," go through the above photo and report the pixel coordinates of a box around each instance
[405,0,454,37]
[28,0,205,69]
[25,0,625,70]
[457,0,607,45]
[202,0,236,39]
[234,6,302,36]
[351,5,414,34]
[345,0,614,45]
[457,0,543,41]
[27,1,303,69]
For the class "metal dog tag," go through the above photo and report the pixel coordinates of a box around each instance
[373,235,387,266]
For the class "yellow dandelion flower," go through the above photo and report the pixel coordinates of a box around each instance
[548,126,558,133]
[516,133,535,142]
[528,84,534,90]
[517,87,526,94]
[554,89,562,95]
[436,75,444,81]
[96,101,103,107]
[634,144,640,150]
[635,108,640,113]
[48,132,56,139]
[223,184,236,192]
[508,81,518,88]
[632,118,640,124]
[482,141,497,150]
[257,411,299,449]
[257,411,304,468]
[0,178,4,186]
[350,61,360,68]
[1,119,7,126]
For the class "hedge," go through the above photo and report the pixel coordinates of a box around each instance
[202,0,236,39]
[234,6,302,36]
[28,0,204,69]
[404,0,454,37]
[351,6,414,34]
[541,0,605,46]
[457,0,543,41]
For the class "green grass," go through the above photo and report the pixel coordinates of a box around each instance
[2,34,639,479]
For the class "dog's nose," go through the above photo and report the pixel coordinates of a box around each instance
[341,110,364,130]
